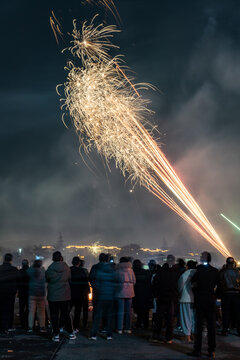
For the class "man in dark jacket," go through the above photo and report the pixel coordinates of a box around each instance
[0,253,19,334]
[152,260,178,343]
[133,259,152,329]
[18,259,29,330]
[89,260,116,340]
[187,252,219,359]
[70,256,90,331]
[46,251,75,341]
[89,253,108,319]
[219,257,240,336]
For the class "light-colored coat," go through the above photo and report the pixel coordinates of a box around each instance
[178,269,196,303]
[116,262,136,298]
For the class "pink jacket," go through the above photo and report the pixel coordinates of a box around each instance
[116,262,136,298]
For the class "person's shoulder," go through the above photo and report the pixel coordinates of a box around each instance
[11,265,19,272]
[210,265,219,272]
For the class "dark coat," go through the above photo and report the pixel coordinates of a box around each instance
[46,261,71,301]
[219,266,240,295]
[191,264,219,306]
[18,266,29,298]
[152,267,178,303]
[89,262,106,296]
[70,266,90,300]
[27,266,46,297]
[133,268,153,312]
[0,262,19,294]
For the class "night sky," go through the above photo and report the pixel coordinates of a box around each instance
[1,0,240,259]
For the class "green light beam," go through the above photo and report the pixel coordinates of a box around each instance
[220,213,240,232]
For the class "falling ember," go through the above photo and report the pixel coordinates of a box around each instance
[58,18,231,258]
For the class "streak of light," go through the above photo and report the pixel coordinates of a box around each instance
[50,11,64,44]
[84,0,122,26]
[220,213,240,232]
[58,18,232,258]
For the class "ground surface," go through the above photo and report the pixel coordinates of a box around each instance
[55,328,240,360]
[0,330,60,360]
[1,328,239,360]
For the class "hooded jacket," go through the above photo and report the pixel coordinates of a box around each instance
[94,262,116,301]
[219,265,240,294]
[46,261,71,301]
[115,262,136,298]
[178,269,196,303]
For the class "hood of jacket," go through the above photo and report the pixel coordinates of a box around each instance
[117,262,132,271]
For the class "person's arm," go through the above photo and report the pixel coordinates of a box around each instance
[178,274,184,294]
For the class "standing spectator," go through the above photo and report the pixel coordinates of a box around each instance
[115,257,136,334]
[148,260,160,329]
[89,259,116,340]
[132,260,152,329]
[175,258,186,276]
[219,257,240,336]
[152,259,179,343]
[27,260,46,333]
[187,252,219,359]
[89,253,108,319]
[0,254,19,334]
[148,260,157,279]
[70,257,90,332]
[178,260,197,342]
[18,259,29,330]
[46,251,75,341]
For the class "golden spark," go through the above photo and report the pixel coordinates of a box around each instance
[58,18,231,258]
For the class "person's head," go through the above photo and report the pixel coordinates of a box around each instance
[72,256,80,266]
[99,253,108,263]
[33,259,42,268]
[52,251,62,262]
[162,262,169,270]
[148,259,156,272]
[120,256,129,263]
[79,259,84,268]
[226,257,235,267]
[177,258,186,268]
[133,259,142,271]
[187,260,197,270]
[200,251,211,264]
[166,254,175,268]
[22,259,29,269]
[4,253,13,264]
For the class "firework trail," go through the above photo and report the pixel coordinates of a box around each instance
[58,18,231,257]
[50,11,64,44]
[221,213,240,232]
[83,0,122,25]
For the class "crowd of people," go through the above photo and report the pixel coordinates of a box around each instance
[0,250,239,359]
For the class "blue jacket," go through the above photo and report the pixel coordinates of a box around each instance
[94,263,116,301]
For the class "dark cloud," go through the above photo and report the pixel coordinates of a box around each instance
[1,0,240,261]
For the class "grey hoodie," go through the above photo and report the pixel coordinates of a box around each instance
[46,261,71,301]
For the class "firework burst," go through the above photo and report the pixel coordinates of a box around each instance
[58,18,231,258]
